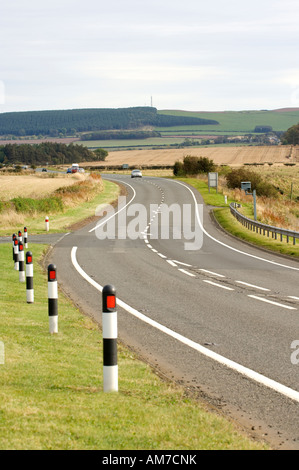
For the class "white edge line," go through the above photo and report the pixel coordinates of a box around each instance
[248,295,297,310]
[172,180,299,272]
[288,296,299,300]
[89,180,136,233]
[203,280,234,291]
[71,246,299,404]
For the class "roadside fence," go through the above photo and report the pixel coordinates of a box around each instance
[230,203,299,245]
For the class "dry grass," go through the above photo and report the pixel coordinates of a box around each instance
[0,173,85,201]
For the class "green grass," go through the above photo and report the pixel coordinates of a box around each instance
[0,244,268,450]
[177,177,233,207]
[158,109,299,133]
[213,207,299,258]
[178,177,299,258]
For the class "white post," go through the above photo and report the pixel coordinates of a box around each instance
[102,285,118,392]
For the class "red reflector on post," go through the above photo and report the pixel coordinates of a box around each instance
[106,295,116,309]
[49,271,56,280]
[27,256,32,263]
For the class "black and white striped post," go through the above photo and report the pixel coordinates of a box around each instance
[102,285,118,392]
[18,241,25,282]
[12,233,17,263]
[24,227,28,248]
[45,216,49,232]
[26,252,34,303]
[18,230,22,242]
[48,264,58,334]
[13,237,19,271]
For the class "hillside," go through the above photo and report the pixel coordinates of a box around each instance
[0,107,218,137]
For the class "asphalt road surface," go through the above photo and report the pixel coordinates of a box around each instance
[45,175,299,449]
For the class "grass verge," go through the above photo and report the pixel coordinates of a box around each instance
[0,243,268,450]
[179,177,299,258]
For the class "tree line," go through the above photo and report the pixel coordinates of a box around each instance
[81,130,162,141]
[0,142,107,166]
[0,107,219,137]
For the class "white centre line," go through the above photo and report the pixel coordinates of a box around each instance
[248,295,297,310]
[166,260,177,267]
[236,281,270,291]
[203,280,234,290]
[200,269,225,278]
[288,296,299,301]
[172,260,193,267]
[178,268,196,277]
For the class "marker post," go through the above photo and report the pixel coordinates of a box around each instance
[18,241,25,282]
[24,227,28,248]
[12,234,17,263]
[102,285,118,392]
[13,238,19,271]
[48,264,58,334]
[26,252,34,303]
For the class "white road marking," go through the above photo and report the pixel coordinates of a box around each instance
[172,180,299,272]
[236,281,270,291]
[203,280,234,290]
[288,296,299,300]
[89,180,136,233]
[200,269,225,278]
[172,260,193,267]
[158,253,167,259]
[248,295,297,310]
[166,260,177,267]
[71,246,299,404]
[178,268,196,277]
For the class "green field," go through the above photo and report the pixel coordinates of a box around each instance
[158,109,299,133]
[78,109,299,151]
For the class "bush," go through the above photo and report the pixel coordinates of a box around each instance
[173,161,185,176]
[12,196,64,214]
[225,168,278,198]
[173,156,215,176]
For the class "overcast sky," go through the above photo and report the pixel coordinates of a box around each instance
[1,0,299,113]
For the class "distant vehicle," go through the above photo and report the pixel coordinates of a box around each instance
[131,169,142,178]
[42,168,47,172]
[71,163,79,173]
[66,168,72,174]
[78,168,85,173]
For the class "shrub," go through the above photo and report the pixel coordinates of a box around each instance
[173,156,215,176]
[225,168,278,198]
[173,161,185,176]
[12,196,64,214]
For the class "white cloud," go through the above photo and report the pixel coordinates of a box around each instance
[1,0,299,112]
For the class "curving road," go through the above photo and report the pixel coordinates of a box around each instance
[49,175,299,449]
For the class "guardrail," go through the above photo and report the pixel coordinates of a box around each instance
[230,203,299,246]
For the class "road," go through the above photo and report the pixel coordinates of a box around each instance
[47,174,299,449]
